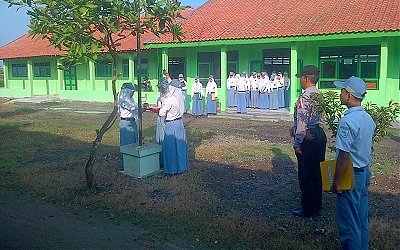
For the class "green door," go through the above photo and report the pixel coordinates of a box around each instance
[64,65,77,90]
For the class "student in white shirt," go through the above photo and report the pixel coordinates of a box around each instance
[191,76,204,116]
[205,75,218,115]
[227,72,236,107]
[118,82,138,170]
[236,72,247,113]
[158,79,188,175]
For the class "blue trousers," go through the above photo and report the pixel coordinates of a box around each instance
[337,167,371,250]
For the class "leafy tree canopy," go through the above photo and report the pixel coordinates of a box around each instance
[6,0,183,64]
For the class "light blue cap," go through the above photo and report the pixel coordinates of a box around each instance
[334,76,366,99]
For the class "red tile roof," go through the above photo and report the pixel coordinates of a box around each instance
[148,0,400,44]
[0,8,194,60]
[1,1,399,59]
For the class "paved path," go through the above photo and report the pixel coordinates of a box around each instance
[0,190,186,250]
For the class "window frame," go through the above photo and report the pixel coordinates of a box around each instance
[33,62,51,77]
[95,60,113,78]
[11,63,28,77]
[319,46,380,90]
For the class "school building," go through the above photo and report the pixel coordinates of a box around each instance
[0,0,399,112]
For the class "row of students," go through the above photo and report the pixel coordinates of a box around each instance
[227,71,291,113]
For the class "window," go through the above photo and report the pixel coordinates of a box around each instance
[319,46,380,89]
[95,60,112,77]
[197,52,221,87]
[263,48,290,76]
[122,60,129,77]
[227,50,238,75]
[138,59,148,77]
[34,62,51,77]
[11,64,27,77]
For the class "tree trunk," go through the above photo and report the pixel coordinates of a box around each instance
[85,62,119,190]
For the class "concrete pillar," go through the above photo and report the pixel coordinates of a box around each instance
[380,38,388,103]
[89,60,95,90]
[57,58,63,92]
[3,61,9,88]
[27,59,33,96]
[161,48,169,73]
[290,43,298,114]
[129,53,135,84]
[220,46,227,111]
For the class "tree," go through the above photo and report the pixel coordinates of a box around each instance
[6,0,183,189]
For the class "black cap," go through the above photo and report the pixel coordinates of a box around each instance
[296,65,320,77]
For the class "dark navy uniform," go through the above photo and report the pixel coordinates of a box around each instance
[293,86,327,217]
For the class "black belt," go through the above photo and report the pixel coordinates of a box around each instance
[121,117,135,121]
[238,91,246,92]
[165,117,182,123]
[353,167,365,173]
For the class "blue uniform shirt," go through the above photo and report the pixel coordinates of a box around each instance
[335,106,376,168]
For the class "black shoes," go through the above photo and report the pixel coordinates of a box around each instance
[292,208,303,217]
[292,208,320,219]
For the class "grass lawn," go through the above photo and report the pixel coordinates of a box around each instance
[0,99,399,249]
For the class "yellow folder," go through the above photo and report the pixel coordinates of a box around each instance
[320,160,354,192]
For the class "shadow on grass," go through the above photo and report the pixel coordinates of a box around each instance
[0,107,39,118]
[0,118,398,250]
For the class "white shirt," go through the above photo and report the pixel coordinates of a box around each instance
[275,78,284,88]
[206,80,218,97]
[237,77,247,91]
[227,76,236,90]
[118,88,138,119]
[192,80,203,95]
[159,85,184,121]
[251,78,260,91]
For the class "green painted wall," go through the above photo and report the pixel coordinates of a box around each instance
[1,34,399,111]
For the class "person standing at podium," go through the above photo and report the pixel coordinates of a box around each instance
[331,76,375,250]
[159,79,188,175]
[118,82,138,170]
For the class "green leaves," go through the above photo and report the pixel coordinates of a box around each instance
[5,0,183,62]
[365,101,400,142]
[310,91,400,144]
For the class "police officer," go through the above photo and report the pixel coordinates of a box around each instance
[332,76,375,250]
[290,65,327,218]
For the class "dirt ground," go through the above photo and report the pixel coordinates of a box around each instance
[0,99,399,249]
[0,190,192,249]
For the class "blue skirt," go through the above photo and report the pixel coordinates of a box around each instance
[162,119,188,174]
[270,89,279,110]
[206,93,217,114]
[192,93,203,115]
[156,116,165,165]
[237,92,247,113]
[228,88,235,107]
[119,119,138,146]
[278,88,285,108]
[259,92,267,109]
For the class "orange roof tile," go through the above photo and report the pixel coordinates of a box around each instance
[0,8,194,60]
[149,0,400,44]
